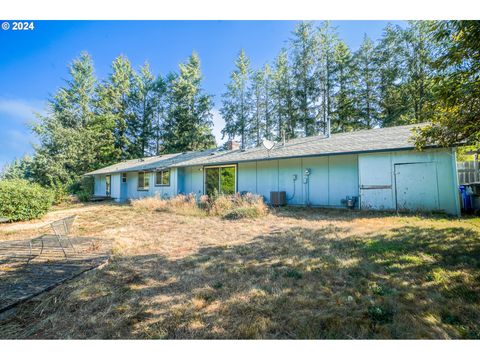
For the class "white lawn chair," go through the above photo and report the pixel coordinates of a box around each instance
[51,215,77,257]
[29,215,77,260]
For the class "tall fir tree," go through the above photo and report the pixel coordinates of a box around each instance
[30,52,114,186]
[96,55,136,160]
[331,40,357,132]
[402,21,436,123]
[271,49,296,140]
[374,23,410,127]
[151,75,168,155]
[290,21,318,136]
[354,34,378,129]
[128,62,157,158]
[316,21,338,135]
[249,68,266,146]
[161,52,216,153]
[221,49,251,148]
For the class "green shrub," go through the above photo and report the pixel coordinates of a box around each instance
[50,182,69,205]
[77,190,91,202]
[223,206,265,220]
[0,179,54,221]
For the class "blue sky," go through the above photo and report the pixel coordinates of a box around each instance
[0,20,405,168]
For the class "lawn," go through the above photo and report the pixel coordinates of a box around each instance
[0,201,479,339]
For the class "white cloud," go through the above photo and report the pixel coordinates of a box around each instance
[0,98,46,123]
[211,107,225,145]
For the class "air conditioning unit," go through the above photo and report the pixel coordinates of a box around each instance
[270,191,287,206]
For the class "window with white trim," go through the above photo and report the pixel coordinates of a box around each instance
[155,170,170,186]
[137,171,150,191]
[122,173,127,183]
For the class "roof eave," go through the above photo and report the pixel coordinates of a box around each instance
[171,145,443,168]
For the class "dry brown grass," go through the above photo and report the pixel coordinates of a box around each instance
[131,193,268,219]
[0,202,479,339]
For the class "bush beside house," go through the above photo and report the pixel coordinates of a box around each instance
[131,193,268,219]
[0,179,55,222]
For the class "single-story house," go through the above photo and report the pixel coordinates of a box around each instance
[84,123,461,215]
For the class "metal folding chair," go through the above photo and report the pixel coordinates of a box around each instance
[50,215,77,258]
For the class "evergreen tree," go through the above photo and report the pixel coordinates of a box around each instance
[0,155,33,180]
[128,62,157,157]
[316,21,338,135]
[271,49,296,140]
[262,65,274,142]
[248,64,274,146]
[402,21,436,123]
[374,23,410,127]
[161,52,216,153]
[249,68,266,146]
[290,21,318,136]
[221,49,251,148]
[354,34,378,129]
[331,40,357,132]
[30,52,112,187]
[151,75,168,155]
[96,55,136,160]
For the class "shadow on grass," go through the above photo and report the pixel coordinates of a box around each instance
[1,225,479,339]
[273,206,460,222]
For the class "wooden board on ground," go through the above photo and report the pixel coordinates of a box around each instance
[0,235,111,314]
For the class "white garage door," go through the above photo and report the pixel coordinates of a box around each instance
[394,162,439,212]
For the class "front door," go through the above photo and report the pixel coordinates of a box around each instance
[105,175,111,196]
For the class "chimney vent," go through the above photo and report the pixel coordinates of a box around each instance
[225,140,240,151]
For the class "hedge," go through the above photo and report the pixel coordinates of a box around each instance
[0,179,55,222]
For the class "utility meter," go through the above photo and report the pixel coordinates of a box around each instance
[293,174,298,181]
[304,168,311,176]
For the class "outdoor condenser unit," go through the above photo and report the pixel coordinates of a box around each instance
[270,191,287,206]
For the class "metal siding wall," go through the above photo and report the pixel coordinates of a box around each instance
[432,150,459,215]
[327,154,359,206]
[278,158,303,205]
[256,160,279,203]
[358,149,459,215]
[126,172,140,199]
[181,166,203,197]
[302,157,329,205]
[237,162,257,194]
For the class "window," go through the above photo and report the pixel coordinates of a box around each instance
[205,166,236,196]
[155,170,170,186]
[122,173,127,183]
[105,175,111,196]
[137,171,150,191]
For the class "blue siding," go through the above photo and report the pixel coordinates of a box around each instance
[91,148,459,214]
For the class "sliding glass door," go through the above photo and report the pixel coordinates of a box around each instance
[205,166,236,196]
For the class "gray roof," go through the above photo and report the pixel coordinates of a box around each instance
[173,123,430,167]
[84,149,227,176]
[85,123,432,175]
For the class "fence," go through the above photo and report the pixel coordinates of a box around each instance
[457,160,480,185]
